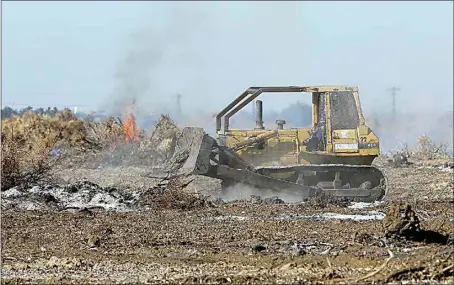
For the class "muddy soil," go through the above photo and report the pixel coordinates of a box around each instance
[1,160,453,284]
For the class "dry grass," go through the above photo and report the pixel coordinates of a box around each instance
[383,135,452,166]
[413,135,451,160]
[1,110,183,191]
[1,110,83,190]
[2,109,86,153]
[83,117,124,151]
[1,109,125,191]
[1,136,57,191]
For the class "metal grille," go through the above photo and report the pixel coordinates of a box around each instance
[318,93,326,124]
[329,92,359,130]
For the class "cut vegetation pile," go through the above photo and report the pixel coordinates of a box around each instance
[71,114,181,169]
[1,109,181,191]
[1,109,88,191]
[383,135,453,168]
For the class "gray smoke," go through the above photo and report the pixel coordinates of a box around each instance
[100,3,213,127]
[97,2,452,154]
[216,183,306,204]
[98,2,308,132]
[366,110,453,154]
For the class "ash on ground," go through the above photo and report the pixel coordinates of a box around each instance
[1,181,139,212]
[1,177,222,212]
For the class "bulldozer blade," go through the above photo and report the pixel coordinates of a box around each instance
[145,127,215,178]
[167,127,255,176]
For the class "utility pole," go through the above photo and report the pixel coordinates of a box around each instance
[387,87,400,121]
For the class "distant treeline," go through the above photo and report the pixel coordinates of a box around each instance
[1,102,314,130]
[1,106,91,120]
[264,101,312,127]
[2,106,60,119]
[233,101,313,128]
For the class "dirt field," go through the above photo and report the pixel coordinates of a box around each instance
[1,159,453,284]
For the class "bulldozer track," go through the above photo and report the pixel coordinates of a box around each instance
[216,164,387,203]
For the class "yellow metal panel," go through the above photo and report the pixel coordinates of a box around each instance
[357,125,371,136]
[359,148,380,155]
[325,92,333,153]
[353,91,365,125]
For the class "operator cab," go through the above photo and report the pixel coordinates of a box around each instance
[303,91,361,152]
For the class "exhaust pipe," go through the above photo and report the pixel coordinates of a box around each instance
[255,100,264,129]
[276,120,286,130]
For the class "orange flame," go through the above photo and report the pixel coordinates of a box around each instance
[123,101,140,142]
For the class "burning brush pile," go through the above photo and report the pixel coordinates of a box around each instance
[79,112,180,169]
[1,105,181,191]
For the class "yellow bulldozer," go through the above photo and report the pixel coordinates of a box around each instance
[212,86,386,201]
[152,86,387,202]
[216,86,380,166]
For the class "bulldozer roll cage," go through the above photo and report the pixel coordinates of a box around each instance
[215,86,365,133]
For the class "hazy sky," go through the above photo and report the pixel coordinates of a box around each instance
[2,1,453,117]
